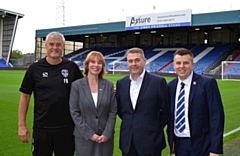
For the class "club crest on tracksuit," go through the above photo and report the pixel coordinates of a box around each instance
[61,69,69,77]
[61,69,69,83]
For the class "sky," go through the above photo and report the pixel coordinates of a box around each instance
[1,0,239,53]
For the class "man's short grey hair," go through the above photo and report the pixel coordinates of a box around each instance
[45,31,65,45]
[126,47,145,59]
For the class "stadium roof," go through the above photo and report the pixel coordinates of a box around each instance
[0,8,24,65]
[36,10,240,42]
[0,8,24,19]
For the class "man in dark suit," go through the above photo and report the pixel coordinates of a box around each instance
[167,48,225,156]
[116,47,170,156]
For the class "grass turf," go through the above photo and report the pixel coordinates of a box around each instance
[0,70,239,156]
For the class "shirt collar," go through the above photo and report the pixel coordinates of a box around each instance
[129,69,146,81]
[178,71,193,86]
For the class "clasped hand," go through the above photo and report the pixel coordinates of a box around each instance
[90,134,108,143]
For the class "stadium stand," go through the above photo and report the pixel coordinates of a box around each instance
[161,43,235,74]
[64,43,236,74]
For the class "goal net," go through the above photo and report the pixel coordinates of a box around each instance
[221,61,240,81]
[108,61,128,74]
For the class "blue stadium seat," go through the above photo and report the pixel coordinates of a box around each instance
[0,59,8,68]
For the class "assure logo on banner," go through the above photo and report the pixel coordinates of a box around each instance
[129,16,151,26]
[125,9,192,30]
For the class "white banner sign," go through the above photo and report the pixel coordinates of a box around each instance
[125,10,192,30]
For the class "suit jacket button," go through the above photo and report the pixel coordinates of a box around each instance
[96,116,98,119]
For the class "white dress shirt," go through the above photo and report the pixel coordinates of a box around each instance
[174,72,193,137]
[92,92,98,108]
[129,70,145,110]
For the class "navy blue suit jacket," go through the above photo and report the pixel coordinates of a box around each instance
[116,71,170,155]
[167,72,224,155]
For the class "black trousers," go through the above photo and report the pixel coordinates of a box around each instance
[122,139,162,156]
[32,130,74,156]
[174,137,195,156]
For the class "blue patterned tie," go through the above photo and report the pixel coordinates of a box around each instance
[176,82,185,133]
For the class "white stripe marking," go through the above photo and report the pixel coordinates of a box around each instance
[223,127,240,137]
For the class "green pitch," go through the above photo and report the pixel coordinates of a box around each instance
[0,70,239,156]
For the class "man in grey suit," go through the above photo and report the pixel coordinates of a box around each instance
[116,47,170,156]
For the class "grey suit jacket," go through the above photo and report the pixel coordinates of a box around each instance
[69,77,117,155]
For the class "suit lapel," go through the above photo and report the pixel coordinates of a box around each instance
[123,77,133,110]
[82,77,98,110]
[97,78,105,110]
[189,72,198,109]
[122,76,133,110]
[171,78,178,114]
[135,71,150,110]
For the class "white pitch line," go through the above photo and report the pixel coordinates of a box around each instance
[223,127,240,137]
